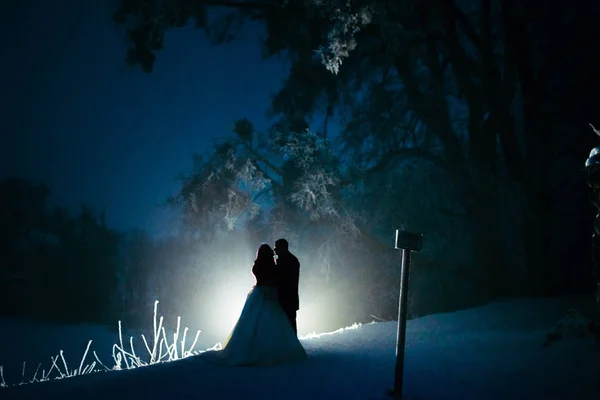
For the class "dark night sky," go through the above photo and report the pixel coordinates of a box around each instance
[0,1,287,234]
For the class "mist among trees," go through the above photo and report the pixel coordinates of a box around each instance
[2,0,599,332]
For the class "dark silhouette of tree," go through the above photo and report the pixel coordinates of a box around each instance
[0,178,120,323]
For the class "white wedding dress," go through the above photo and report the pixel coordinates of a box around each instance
[200,285,307,366]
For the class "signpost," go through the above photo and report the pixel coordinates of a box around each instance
[388,229,423,399]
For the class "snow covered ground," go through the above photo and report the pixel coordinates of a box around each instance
[2,295,599,399]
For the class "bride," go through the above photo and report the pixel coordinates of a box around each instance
[200,243,307,366]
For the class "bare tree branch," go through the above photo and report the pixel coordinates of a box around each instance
[340,146,452,186]
[240,141,284,177]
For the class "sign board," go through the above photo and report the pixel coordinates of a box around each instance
[395,230,423,252]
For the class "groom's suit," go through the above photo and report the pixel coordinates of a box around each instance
[276,250,300,335]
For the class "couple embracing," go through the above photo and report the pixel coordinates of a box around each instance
[200,239,307,366]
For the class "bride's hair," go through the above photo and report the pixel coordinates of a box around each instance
[256,243,275,262]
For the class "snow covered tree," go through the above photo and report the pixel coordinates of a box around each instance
[113,0,600,310]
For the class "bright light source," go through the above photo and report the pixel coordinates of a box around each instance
[296,300,340,335]
[201,277,253,339]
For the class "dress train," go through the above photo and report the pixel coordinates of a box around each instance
[200,286,307,366]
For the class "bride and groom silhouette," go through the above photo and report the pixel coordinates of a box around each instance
[200,239,307,366]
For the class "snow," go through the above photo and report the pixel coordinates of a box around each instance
[2,295,599,399]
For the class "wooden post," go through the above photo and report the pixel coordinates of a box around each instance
[388,230,423,399]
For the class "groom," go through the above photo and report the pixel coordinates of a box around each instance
[274,238,300,335]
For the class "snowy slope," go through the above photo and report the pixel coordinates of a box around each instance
[2,295,599,400]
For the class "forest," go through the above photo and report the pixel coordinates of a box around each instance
[2,0,599,333]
